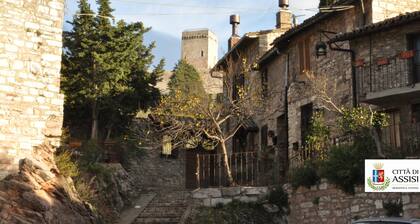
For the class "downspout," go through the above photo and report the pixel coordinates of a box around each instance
[275,48,290,176]
[284,52,290,174]
[328,43,358,107]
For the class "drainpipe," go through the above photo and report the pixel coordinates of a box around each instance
[275,48,290,178]
[328,43,358,108]
[284,52,290,175]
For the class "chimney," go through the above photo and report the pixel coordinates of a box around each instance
[228,14,240,50]
[276,0,293,31]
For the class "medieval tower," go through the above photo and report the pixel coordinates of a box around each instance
[181,29,222,94]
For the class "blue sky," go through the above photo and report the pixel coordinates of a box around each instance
[64,0,319,70]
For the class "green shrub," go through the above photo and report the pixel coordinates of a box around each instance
[383,200,403,217]
[267,187,288,214]
[319,136,376,194]
[290,162,320,189]
[79,140,105,166]
[55,150,79,178]
[312,197,320,205]
[75,178,96,202]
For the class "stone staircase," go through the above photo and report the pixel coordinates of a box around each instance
[134,190,191,224]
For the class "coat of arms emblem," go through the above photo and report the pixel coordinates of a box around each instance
[367,162,390,191]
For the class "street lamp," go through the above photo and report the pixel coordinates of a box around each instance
[315,40,327,57]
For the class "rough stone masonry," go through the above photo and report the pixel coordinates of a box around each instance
[0,0,65,179]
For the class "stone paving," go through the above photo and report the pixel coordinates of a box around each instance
[133,189,192,224]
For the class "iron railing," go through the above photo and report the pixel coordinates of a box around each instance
[289,122,420,168]
[289,135,354,168]
[195,151,279,187]
[355,57,414,98]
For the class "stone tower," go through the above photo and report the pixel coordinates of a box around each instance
[181,29,222,94]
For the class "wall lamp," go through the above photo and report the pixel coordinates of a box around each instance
[315,30,338,57]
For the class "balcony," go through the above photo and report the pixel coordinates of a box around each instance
[355,52,420,105]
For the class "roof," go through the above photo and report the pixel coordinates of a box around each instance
[330,10,420,42]
[211,28,281,72]
[258,0,356,65]
[258,47,278,66]
[271,0,355,47]
[182,28,210,32]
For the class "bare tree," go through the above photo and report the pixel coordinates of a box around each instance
[134,56,267,186]
[304,71,387,157]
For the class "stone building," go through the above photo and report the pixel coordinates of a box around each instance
[253,4,420,223]
[330,11,420,157]
[212,1,293,155]
[258,0,420,168]
[181,29,222,94]
[0,0,65,179]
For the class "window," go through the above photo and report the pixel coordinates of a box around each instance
[276,115,287,148]
[201,50,204,57]
[162,135,172,155]
[233,128,247,153]
[261,69,268,98]
[261,125,268,151]
[411,34,420,82]
[412,104,420,123]
[382,110,401,149]
[298,37,311,73]
[300,103,313,146]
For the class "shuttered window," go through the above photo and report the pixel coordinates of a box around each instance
[298,37,311,73]
[261,125,268,151]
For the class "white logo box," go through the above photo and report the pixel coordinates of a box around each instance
[365,159,420,192]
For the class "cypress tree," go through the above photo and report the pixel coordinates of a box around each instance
[62,0,163,140]
[168,60,205,96]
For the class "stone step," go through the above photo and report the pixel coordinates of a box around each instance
[138,213,182,218]
[141,207,187,213]
[134,217,180,224]
[147,202,187,207]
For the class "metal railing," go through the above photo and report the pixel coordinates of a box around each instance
[289,135,354,168]
[196,151,258,187]
[289,122,420,168]
[356,57,414,98]
[196,151,282,188]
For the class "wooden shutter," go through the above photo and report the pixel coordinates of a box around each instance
[298,41,305,72]
[304,37,311,71]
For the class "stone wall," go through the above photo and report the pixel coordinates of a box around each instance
[350,19,420,117]
[370,0,420,23]
[267,8,355,163]
[0,0,65,179]
[285,179,420,224]
[191,186,269,207]
[130,147,186,191]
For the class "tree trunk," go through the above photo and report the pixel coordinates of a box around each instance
[91,101,99,140]
[371,128,385,158]
[220,141,235,186]
[105,127,112,141]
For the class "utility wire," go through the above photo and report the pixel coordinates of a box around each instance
[116,0,274,11]
[114,10,279,16]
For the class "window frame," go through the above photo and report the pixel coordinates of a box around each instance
[298,36,312,73]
